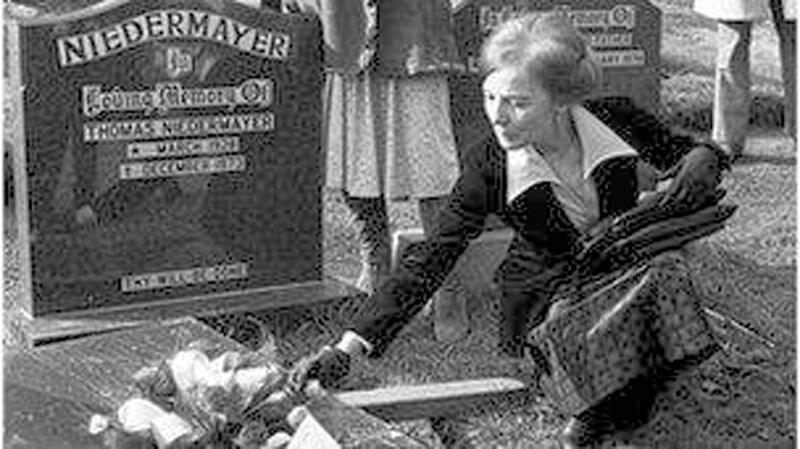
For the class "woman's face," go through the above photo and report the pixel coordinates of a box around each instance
[482,65,558,151]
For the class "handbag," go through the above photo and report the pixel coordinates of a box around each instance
[527,202,735,416]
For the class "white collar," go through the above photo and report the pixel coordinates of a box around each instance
[506,148,560,204]
[571,106,638,179]
[506,106,638,203]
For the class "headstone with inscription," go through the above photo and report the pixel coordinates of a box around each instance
[449,0,662,150]
[8,0,343,324]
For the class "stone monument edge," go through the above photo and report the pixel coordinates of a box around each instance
[7,16,35,319]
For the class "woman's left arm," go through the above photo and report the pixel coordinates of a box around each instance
[587,97,730,209]
[657,142,729,210]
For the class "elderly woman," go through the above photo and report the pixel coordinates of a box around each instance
[291,13,728,447]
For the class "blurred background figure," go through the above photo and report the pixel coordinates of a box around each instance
[770,0,796,136]
[694,0,796,159]
[282,0,469,341]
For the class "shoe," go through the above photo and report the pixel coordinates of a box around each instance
[560,417,603,448]
[421,297,435,317]
[559,414,613,449]
[354,262,381,294]
[354,240,390,294]
[718,142,743,162]
[354,223,390,294]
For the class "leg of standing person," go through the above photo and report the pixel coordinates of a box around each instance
[712,20,753,158]
[344,194,391,294]
[419,196,470,342]
[780,20,796,137]
[769,0,797,137]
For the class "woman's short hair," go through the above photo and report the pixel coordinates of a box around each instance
[481,12,602,105]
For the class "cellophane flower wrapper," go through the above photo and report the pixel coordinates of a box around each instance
[102,340,294,448]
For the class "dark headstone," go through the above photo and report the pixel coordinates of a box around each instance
[9,0,325,316]
[450,0,662,150]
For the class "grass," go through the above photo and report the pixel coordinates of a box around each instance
[3,0,796,447]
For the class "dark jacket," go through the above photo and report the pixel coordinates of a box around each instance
[283,0,459,76]
[352,97,725,356]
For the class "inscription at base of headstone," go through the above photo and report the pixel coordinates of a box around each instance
[10,0,326,317]
[450,0,662,150]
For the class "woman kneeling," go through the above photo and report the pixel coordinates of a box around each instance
[290,12,728,448]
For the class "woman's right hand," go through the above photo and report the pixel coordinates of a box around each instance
[287,346,351,392]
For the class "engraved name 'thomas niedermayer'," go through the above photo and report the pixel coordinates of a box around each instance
[56,9,292,66]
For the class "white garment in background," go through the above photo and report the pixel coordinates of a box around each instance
[693,0,771,20]
[784,0,796,19]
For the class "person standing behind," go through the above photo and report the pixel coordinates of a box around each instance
[769,0,796,137]
[282,0,469,341]
[694,0,796,159]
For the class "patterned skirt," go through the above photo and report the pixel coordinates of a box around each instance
[323,72,460,200]
[528,250,719,416]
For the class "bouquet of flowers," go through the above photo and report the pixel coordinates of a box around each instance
[88,342,301,449]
